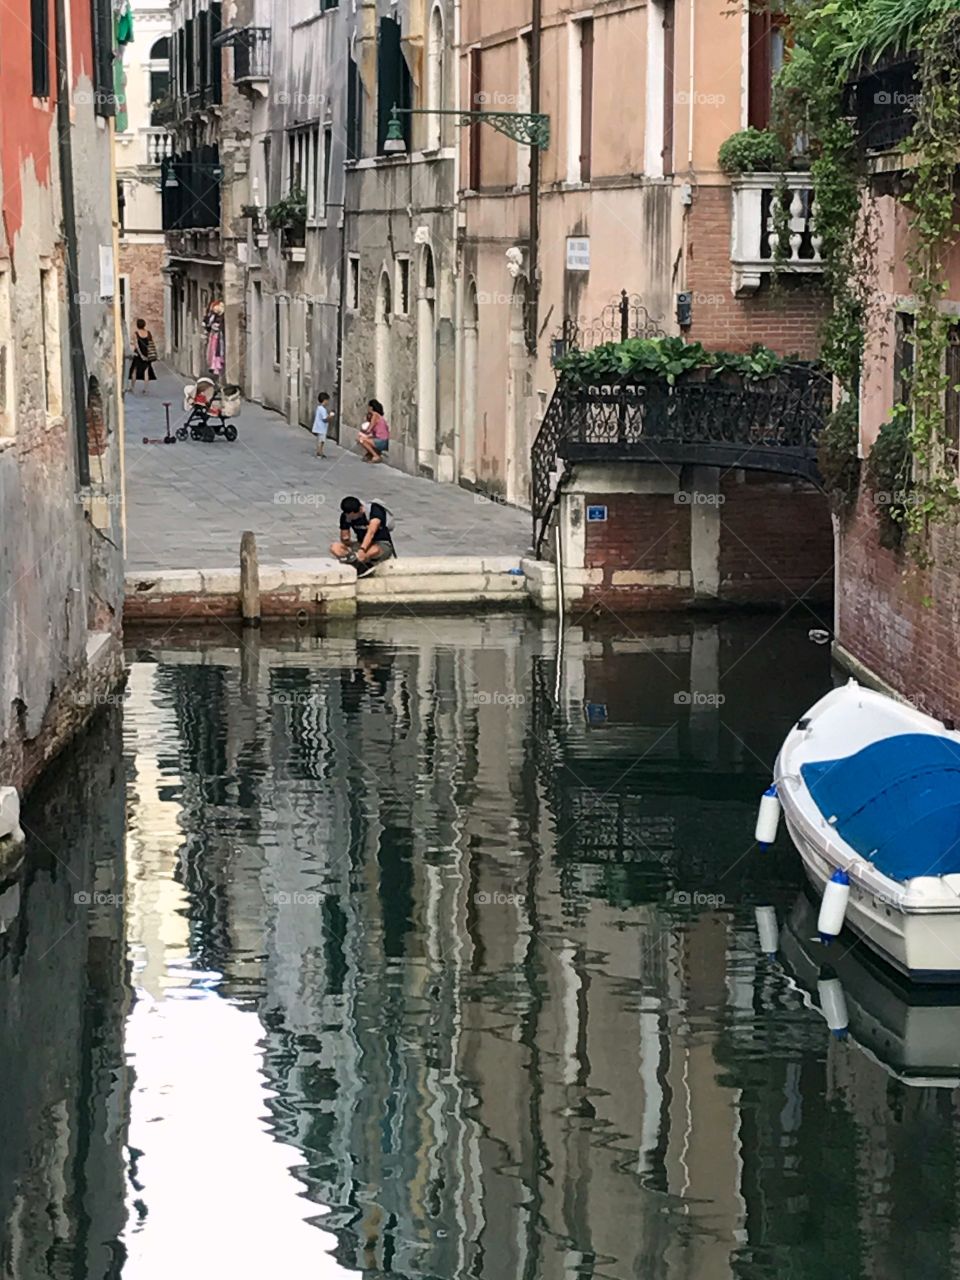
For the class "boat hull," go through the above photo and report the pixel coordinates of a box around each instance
[785,812,960,983]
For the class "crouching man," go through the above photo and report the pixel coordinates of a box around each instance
[330,496,395,578]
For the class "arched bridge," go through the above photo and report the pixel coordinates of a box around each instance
[532,364,831,554]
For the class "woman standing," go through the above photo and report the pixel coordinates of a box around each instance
[357,399,390,464]
[128,319,158,394]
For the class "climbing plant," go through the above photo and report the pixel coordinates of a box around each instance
[772,0,960,550]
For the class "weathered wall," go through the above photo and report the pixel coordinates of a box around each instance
[0,10,125,792]
[557,465,833,614]
[120,241,167,351]
[836,497,960,722]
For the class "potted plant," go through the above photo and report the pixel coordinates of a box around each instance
[265,188,307,249]
[718,128,788,176]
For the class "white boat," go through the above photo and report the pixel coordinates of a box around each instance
[777,893,960,1086]
[768,679,960,984]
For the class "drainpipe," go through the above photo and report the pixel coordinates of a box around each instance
[334,30,350,446]
[526,0,542,353]
[53,0,90,486]
[109,123,127,555]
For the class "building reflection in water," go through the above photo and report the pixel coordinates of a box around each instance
[4,612,960,1278]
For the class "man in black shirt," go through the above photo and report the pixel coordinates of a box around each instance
[331,496,395,577]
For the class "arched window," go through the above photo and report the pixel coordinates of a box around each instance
[375,271,393,419]
[426,5,445,150]
[149,34,171,112]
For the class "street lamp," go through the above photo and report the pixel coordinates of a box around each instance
[384,104,551,154]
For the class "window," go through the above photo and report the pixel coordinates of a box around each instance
[322,125,333,213]
[320,0,339,10]
[468,48,483,188]
[287,125,322,220]
[377,16,412,154]
[518,33,532,186]
[946,326,960,466]
[274,297,282,367]
[40,265,62,419]
[262,136,272,201]
[92,0,116,114]
[117,181,126,233]
[395,258,410,315]
[894,312,915,410]
[0,266,13,438]
[566,20,593,183]
[347,57,363,161]
[31,0,50,97]
[426,5,445,150]
[748,7,788,131]
[348,256,360,310]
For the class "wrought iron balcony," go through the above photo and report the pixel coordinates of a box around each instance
[730,173,822,296]
[531,364,830,554]
[233,28,271,85]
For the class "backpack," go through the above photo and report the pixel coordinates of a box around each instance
[373,503,397,534]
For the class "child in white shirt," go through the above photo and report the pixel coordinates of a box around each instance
[313,392,333,457]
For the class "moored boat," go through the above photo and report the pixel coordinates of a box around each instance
[763,679,960,983]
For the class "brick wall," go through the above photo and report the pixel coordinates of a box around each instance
[685,187,829,356]
[719,474,834,604]
[579,477,833,612]
[836,496,960,722]
[119,242,166,353]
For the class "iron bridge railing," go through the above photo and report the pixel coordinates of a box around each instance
[531,364,831,555]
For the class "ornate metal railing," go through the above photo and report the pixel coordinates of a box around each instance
[551,290,665,364]
[532,364,831,555]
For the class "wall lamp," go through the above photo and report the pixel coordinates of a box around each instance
[384,104,551,154]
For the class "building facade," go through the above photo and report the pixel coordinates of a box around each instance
[163,0,257,384]
[243,0,348,428]
[0,0,126,798]
[339,0,459,480]
[117,1,172,351]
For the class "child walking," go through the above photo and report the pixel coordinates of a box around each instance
[313,392,333,457]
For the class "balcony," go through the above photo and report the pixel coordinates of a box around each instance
[174,80,223,122]
[730,173,822,297]
[232,28,271,96]
[144,129,172,166]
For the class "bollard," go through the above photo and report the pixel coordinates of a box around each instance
[240,530,261,626]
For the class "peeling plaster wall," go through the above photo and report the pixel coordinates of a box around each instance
[0,31,124,792]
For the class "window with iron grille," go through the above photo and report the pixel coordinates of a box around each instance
[30,0,50,97]
[945,325,960,468]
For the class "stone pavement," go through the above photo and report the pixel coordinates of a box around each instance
[122,366,532,572]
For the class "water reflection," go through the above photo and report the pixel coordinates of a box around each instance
[5,612,960,1278]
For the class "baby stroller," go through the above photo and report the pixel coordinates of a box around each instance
[176,377,242,443]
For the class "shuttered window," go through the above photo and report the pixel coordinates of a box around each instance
[31,0,50,97]
[377,16,411,154]
[91,0,115,115]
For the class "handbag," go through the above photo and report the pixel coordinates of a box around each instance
[146,334,158,362]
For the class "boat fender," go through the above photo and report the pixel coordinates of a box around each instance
[817,869,850,943]
[817,969,849,1041]
[755,785,781,848]
[755,905,779,959]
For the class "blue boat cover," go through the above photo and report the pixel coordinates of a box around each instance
[801,734,960,882]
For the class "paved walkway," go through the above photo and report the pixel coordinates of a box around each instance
[123,366,531,573]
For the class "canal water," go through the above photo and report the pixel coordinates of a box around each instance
[3,611,960,1279]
